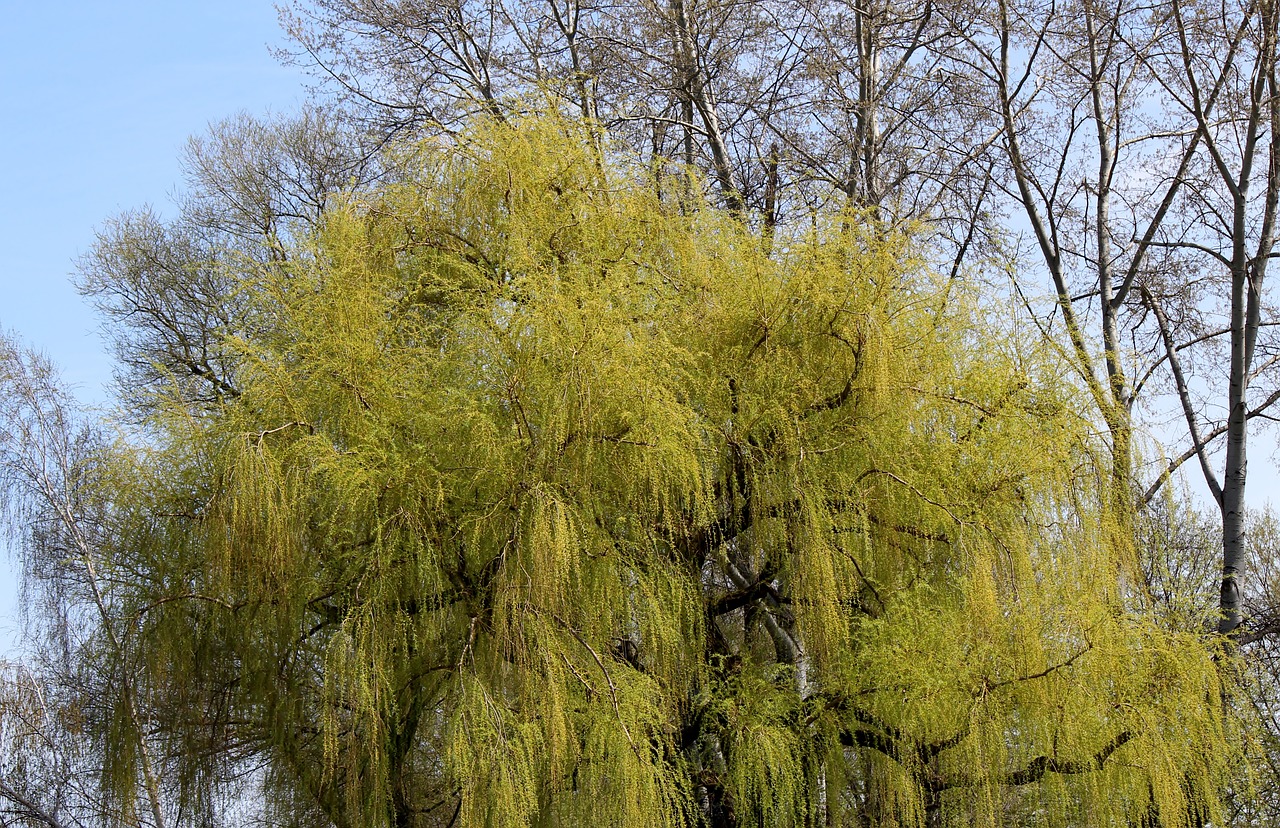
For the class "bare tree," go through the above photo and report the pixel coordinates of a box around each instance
[779,0,1001,249]
[280,0,1008,262]
[1134,0,1280,636]
[0,339,166,828]
[948,0,1280,655]
[77,108,377,416]
[0,662,88,828]
[953,0,1191,525]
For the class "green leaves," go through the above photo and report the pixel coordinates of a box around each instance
[77,112,1247,828]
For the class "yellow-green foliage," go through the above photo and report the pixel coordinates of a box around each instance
[113,113,1244,827]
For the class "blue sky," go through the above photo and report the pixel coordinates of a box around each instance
[0,2,310,652]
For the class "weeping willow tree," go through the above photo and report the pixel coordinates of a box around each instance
[77,113,1248,828]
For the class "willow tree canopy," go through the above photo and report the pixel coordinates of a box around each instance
[99,114,1241,828]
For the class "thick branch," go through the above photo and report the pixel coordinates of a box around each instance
[996,731,1133,787]
[1143,387,1280,503]
[0,778,71,828]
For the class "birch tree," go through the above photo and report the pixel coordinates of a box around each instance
[0,340,169,828]
[1135,0,1280,638]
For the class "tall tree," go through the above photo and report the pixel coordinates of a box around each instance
[957,0,1180,528]
[952,0,1280,644]
[1135,0,1280,637]
[21,113,1246,828]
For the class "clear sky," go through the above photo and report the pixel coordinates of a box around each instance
[0,2,310,653]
